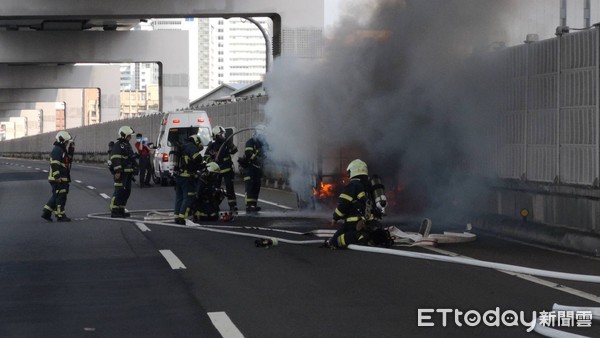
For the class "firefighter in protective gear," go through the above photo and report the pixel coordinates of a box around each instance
[109,126,139,218]
[325,159,389,249]
[242,125,267,213]
[193,162,224,221]
[41,130,75,222]
[205,126,238,211]
[174,134,205,225]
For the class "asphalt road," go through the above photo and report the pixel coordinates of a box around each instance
[2,157,600,337]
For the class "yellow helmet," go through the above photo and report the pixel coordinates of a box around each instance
[346,159,368,178]
[118,126,135,138]
[55,130,72,144]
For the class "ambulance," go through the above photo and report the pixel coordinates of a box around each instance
[152,110,212,185]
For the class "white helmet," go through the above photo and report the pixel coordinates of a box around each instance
[55,130,72,144]
[118,126,135,138]
[346,159,368,178]
[189,134,203,147]
[206,161,220,174]
[212,126,226,137]
[254,124,267,135]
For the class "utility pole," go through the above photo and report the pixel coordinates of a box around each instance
[584,0,591,28]
[560,0,567,27]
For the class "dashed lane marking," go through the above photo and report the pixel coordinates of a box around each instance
[207,312,244,338]
[135,222,151,232]
[99,193,111,200]
[42,170,48,173]
[75,180,82,183]
[87,186,96,190]
[159,250,186,270]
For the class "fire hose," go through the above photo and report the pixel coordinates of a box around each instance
[88,210,600,283]
[215,127,261,164]
[347,245,600,283]
[88,211,324,245]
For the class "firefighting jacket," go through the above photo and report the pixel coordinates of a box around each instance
[110,138,138,175]
[47,142,70,183]
[333,176,377,223]
[244,136,265,169]
[204,139,237,174]
[179,140,204,177]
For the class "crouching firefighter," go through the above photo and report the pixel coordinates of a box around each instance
[324,159,392,249]
[193,162,225,221]
[174,134,205,225]
[41,131,75,222]
[109,126,139,218]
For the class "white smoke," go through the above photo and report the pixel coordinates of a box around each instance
[264,0,514,218]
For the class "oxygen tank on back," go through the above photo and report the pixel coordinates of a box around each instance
[370,174,387,215]
[169,143,182,176]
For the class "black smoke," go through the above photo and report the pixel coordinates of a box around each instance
[264,0,512,219]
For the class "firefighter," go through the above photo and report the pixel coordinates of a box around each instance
[193,162,224,221]
[174,134,205,225]
[242,125,267,213]
[109,126,139,218]
[41,130,75,222]
[325,159,390,249]
[205,126,238,212]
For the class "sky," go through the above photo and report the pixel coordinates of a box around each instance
[324,0,343,28]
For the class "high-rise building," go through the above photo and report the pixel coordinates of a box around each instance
[149,17,272,100]
[211,17,272,87]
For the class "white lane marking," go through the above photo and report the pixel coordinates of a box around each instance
[135,222,151,232]
[87,186,96,190]
[42,170,49,173]
[207,312,244,338]
[27,166,32,169]
[234,193,294,210]
[424,246,600,303]
[100,193,111,199]
[159,250,186,270]
[70,164,105,170]
[35,168,41,170]
[75,180,82,184]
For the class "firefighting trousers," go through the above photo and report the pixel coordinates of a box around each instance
[193,199,220,221]
[174,176,197,220]
[243,166,262,208]
[331,221,368,248]
[217,169,237,207]
[44,182,69,217]
[110,174,132,212]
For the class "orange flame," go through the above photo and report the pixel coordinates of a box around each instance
[312,182,336,199]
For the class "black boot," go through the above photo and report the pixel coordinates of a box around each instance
[111,210,125,218]
[56,215,72,222]
[41,210,53,222]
